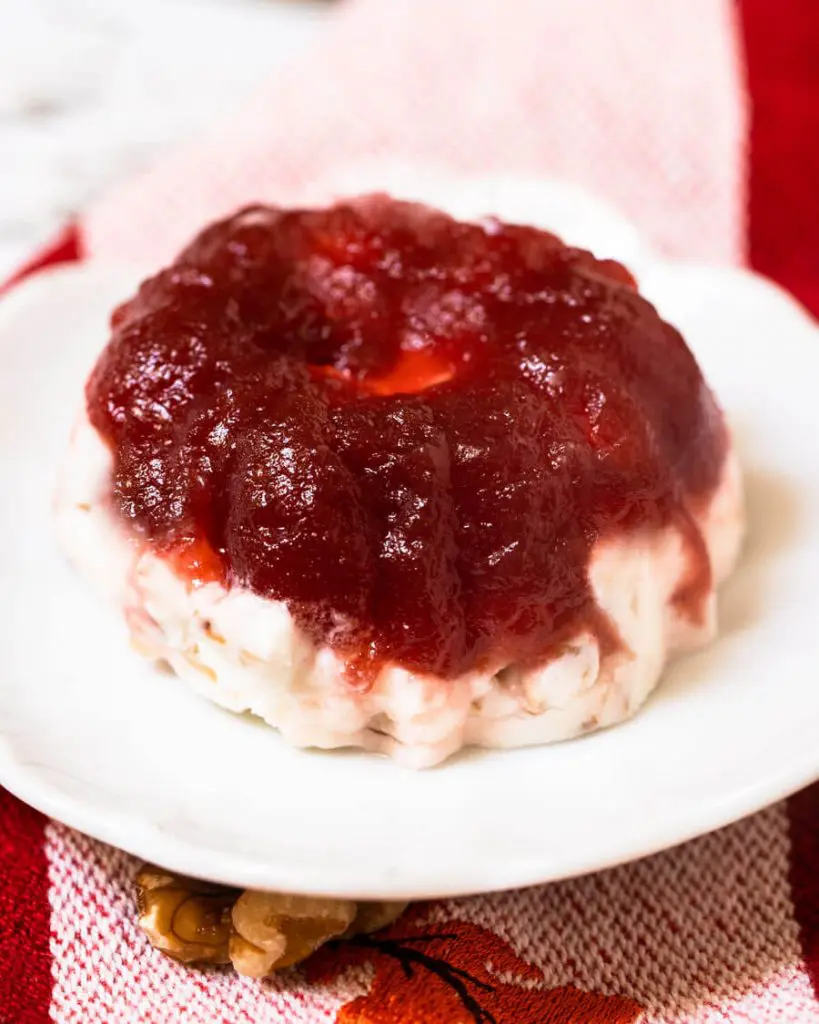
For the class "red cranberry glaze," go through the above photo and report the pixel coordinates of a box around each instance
[87,196,728,680]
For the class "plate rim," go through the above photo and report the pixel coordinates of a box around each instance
[3,722,819,899]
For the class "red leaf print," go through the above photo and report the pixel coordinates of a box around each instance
[307,913,642,1024]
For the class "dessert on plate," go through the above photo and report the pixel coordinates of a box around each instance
[56,192,744,767]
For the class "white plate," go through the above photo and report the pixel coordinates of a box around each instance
[2,182,819,901]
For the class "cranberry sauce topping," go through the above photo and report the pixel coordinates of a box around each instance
[86,197,728,681]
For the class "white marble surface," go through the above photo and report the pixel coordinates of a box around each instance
[0,0,330,279]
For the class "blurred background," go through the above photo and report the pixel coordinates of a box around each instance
[4,0,805,293]
[0,0,332,279]
[1,0,750,278]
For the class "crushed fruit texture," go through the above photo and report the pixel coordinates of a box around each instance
[86,196,727,682]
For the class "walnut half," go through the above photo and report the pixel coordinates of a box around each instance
[229,891,357,977]
[344,900,410,939]
[136,868,238,965]
[136,866,408,977]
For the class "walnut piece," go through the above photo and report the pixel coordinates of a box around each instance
[230,891,357,977]
[344,900,409,938]
[136,865,409,977]
[136,868,238,965]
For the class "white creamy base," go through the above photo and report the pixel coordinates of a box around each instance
[56,412,744,768]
